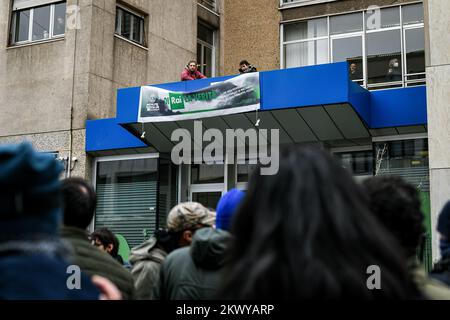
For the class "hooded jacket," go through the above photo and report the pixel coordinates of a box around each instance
[156,227,231,300]
[129,236,167,300]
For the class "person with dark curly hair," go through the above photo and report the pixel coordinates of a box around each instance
[363,176,450,299]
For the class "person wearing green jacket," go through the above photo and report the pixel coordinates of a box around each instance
[60,177,136,300]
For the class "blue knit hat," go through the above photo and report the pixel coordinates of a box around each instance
[215,188,245,231]
[0,142,64,240]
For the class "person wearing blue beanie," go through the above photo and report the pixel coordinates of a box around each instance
[0,142,64,240]
[0,142,101,299]
[216,188,245,232]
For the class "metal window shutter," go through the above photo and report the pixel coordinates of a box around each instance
[13,0,61,10]
[95,180,158,248]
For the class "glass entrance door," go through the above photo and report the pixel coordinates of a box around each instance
[191,191,223,210]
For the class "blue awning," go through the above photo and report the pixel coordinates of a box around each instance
[86,62,427,153]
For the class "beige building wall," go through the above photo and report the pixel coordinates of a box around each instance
[424,0,450,261]
[223,0,280,75]
[0,0,197,179]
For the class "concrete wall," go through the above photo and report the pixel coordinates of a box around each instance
[0,0,77,137]
[424,0,450,261]
[0,0,197,179]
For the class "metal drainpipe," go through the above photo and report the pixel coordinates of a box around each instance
[68,0,80,178]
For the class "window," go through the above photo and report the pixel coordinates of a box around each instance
[197,0,217,12]
[366,6,400,30]
[197,22,215,77]
[334,150,373,176]
[94,156,178,248]
[10,1,66,45]
[191,163,224,184]
[405,27,425,86]
[115,6,145,46]
[281,4,425,90]
[281,0,337,6]
[285,18,327,40]
[190,163,224,208]
[237,163,258,183]
[330,12,362,35]
[330,13,364,85]
[403,3,424,25]
[367,29,402,86]
[332,36,364,84]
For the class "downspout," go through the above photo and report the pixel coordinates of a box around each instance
[68,0,80,178]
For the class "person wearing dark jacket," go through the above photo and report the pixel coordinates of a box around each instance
[431,201,450,286]
[60,177,135,300]
[156,190,244,300]
[0,143,99,300]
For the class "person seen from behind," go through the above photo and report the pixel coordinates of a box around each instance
[217,145,421,300]
[154,202,217,299]
[156,189,245,300]
[61,177,135,300]
[363,176,450,299]
[0,142,112,299]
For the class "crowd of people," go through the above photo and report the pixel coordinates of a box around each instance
[3,142,450,300]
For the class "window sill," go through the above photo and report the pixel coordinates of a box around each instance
[197,3,220,17]
[7,36,65,49]
[114,34,148,51]
[279,0,338,10]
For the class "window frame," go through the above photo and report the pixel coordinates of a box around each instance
[91,153,160,233]
[10,1,66,46]
[282,17,330,69]
[331,31,365,86]
[403,24,426,87]
[280,0,338,9]
[365,26,403,89]
[197,22,216,77]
